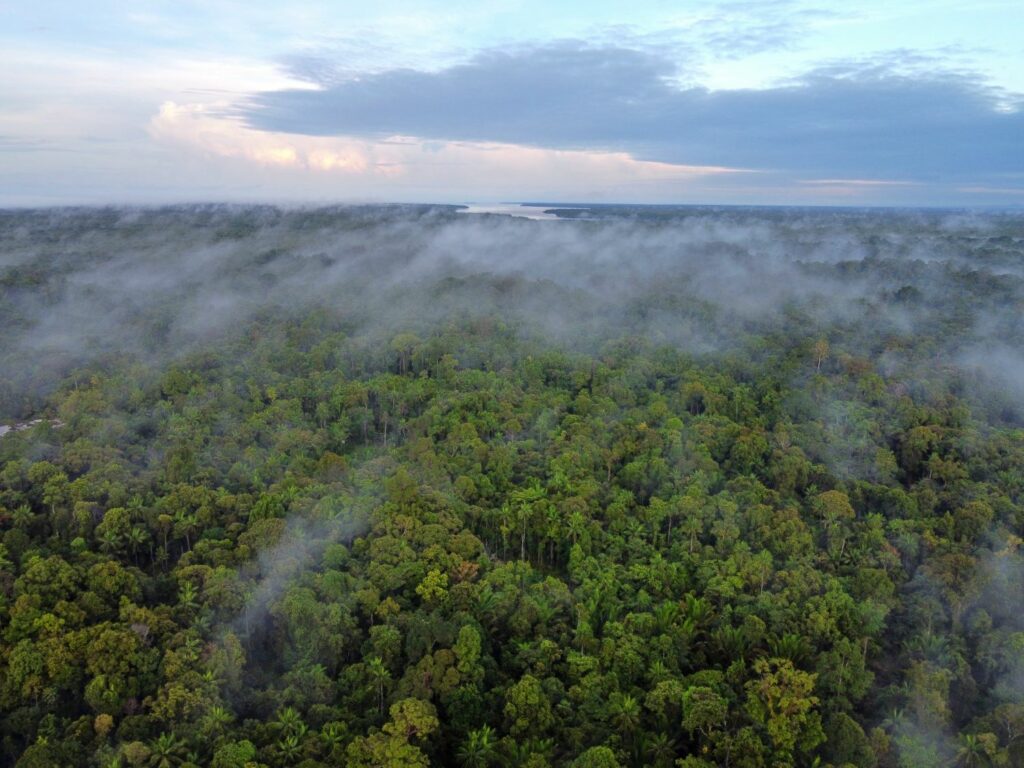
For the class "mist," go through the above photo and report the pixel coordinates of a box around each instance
[2,203,1022,424]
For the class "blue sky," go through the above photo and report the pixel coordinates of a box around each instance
[1,1,1022,206]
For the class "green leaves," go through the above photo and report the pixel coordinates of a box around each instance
[745,658,824,760]
[2,234,1024,768]
[504,675,554,739]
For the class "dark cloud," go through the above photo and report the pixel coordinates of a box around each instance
[240,41,1024,182]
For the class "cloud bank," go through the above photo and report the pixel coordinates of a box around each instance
[239,41,1024,183]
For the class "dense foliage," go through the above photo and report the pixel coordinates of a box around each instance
[1,205,1023,767]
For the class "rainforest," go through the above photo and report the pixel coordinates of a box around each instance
[1,204,1023,768]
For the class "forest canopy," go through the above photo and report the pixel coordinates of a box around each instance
[1,204,1023,768]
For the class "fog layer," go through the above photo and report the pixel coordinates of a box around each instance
[1,204,1022,421]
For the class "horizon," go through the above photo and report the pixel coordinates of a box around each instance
[2,200,1022,214]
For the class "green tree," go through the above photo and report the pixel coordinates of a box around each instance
[457,725,497,768]
[505,675,554,739]
[745,658,824,761]
[146,733,186,768]
[571,745,621,768]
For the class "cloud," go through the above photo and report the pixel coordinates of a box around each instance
[148,99,743,198]
[959,185,1024,196]
[238,41,1024,183]
[673,1,843,58]
[801,179,919,186]
[149,101,372,172]
[0,137,60,153]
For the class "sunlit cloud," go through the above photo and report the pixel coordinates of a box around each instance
[148,100,749,192]
[149,102,369,172]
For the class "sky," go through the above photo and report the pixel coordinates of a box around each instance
[1,0,1022,207]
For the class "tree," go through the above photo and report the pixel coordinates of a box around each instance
[367,656,391,715]
[210,740,257,768]
[682,686,728,743]
[954,733,996,768]
[4,207,1024,768]
[391,333,422,375]
[276,733,303,764]
[645,732,676,768]
[813,339,830,373]
[509,482,547,563]
[385,698,439,742]
[823,712,875,768]
[415,568,449,606]
[146,734,186,768]
[505,675,554,739]
[457,725,497,768]
[571,746,621,768]
[607,692,641,736]
[813,489,856,560]
[347,698,439,768]
[745,658,824,761]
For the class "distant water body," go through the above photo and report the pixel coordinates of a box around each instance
[457,204,581,220]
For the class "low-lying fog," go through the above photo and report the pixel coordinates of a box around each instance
[1,203,1021,421]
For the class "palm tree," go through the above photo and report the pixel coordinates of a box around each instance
[768,633,811,666]
[277,734,303,764]
[880,707,905,733]
[275,706,305,738]
[567,509,587,546]
[320,722,346,751]
[532,594,558,627]
[530,739,554,760]
[127,525,149,564]
[193,612,214,637]
[955,734,992,767]
[681,516,703,553]
[627,733,649,768]
[646,732,676,767]
[98,528,122,555]
[501,738,552,768]
[457,725,497,768]
[476,586,498,627]
[624,518,646,545]
[173,509,198,551]
[147,732,185,768]
[903,631,952,667]
[201,705,233,736]
[366,656,391,715]
[714,625,749,660]
[609,692,641,736]
[682,594,711,626]
[178,581,198,613]
[647,660,671,684]
[11,504,34,530]
[653,601,679,635]
[510,481,545,562]
[501,739,533,768]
